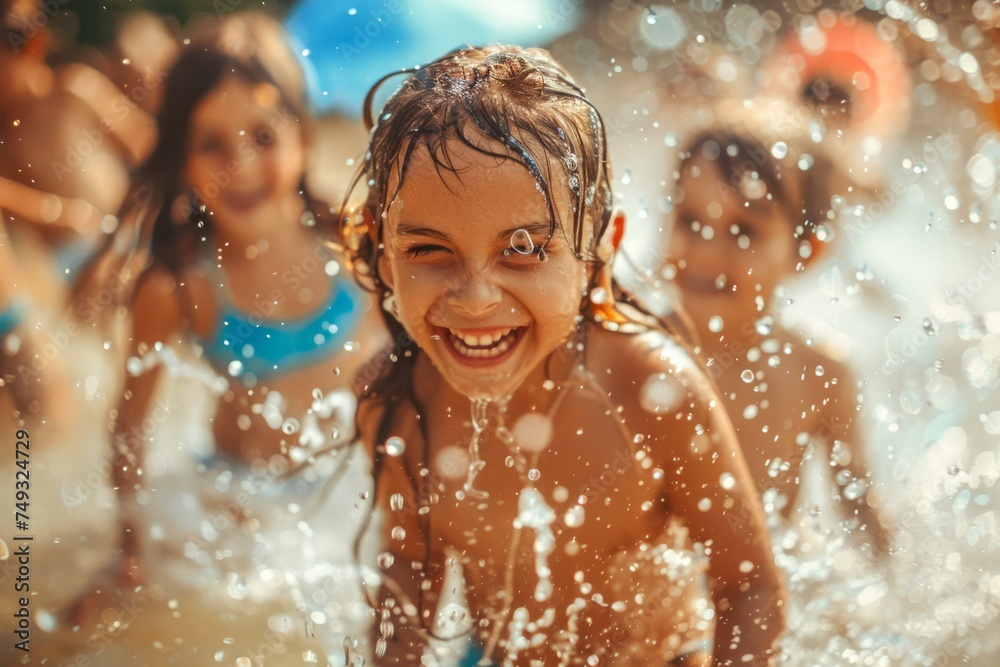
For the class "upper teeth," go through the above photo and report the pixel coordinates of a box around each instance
[449,328,514,347]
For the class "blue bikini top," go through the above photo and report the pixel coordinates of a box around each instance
[196,262,364,387]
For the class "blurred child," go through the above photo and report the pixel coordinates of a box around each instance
[346,45,783,665]
[0,215,72,425]
[92,13,382,600]
[0,0,157,292]
[664,99,890,554]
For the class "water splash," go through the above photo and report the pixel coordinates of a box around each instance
[514,487,557,603]
[460,398,491,500]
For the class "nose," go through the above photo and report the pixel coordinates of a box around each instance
[446,266,503,317]
[670,223,721,270]
[231,139,264,182]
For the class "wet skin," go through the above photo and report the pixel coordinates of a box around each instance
[366,140,783,665]
[667,154,887,548]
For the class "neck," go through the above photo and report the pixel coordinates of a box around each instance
[213,195,315,267]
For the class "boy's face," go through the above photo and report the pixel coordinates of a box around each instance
[380,139,590,400]
[666,154,801,339]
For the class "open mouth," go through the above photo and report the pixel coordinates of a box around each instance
[225,187,270,212]
[436,325,526,366]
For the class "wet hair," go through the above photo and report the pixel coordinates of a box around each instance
[343,45,666,632]
[344,46,627,411]
[678,115,837,247]
[139,12,310,272]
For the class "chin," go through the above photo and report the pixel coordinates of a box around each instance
[440,365,525,402]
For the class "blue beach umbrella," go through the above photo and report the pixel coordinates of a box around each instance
[284,0,582,117]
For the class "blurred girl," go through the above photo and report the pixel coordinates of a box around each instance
[102,13,381,594]
[346,45,783,665]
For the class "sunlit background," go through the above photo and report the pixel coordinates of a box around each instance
[0,0,998,665]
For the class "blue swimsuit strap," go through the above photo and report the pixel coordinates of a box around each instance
[197,263,364,386]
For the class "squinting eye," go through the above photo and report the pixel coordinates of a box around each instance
[196,138,224,154]
[502,244,548,262]
[406,245,447,258]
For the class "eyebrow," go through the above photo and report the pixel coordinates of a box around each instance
[395,223,451,241]
[395,221,558,242]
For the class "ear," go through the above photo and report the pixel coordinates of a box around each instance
[377,251,394,292]
[366,207,396,292]
[598,210,626,262]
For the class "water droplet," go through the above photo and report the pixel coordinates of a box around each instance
[708,316,724,333]
[844,480,867,500]
[527,468,541,482]
[697,497,712,511]
[771,141,788,159]
[719,473,736,490]
[742,404,759,420]
[739,560,755,573]
[377,552,395,569]
[385,436,406,456]
[740,369,754,383]
[755,316,773,335]
[226,573,248,600]
[509,228,535,255]
[513,413,554,453]
[391,526,406,540]
[640,373,684,414]
[126,356,143,376]
[389,493,405,512]
[563,505,585,528]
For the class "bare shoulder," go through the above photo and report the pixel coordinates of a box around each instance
[131,266,180,337]
[585,323,718,432]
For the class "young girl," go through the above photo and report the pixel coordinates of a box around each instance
[663,100,889,553]
[346,46,783,665]
[99,13,382,598]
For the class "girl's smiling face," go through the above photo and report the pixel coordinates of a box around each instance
[381,139,590,400]
[184,74,305,242]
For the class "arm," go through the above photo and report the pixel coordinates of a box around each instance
[819,367,891,557]
[58,63,158,168]
[0,176,104,236]
[111,268,182,584]
[370,439,445,664]
[661,375,785,666]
